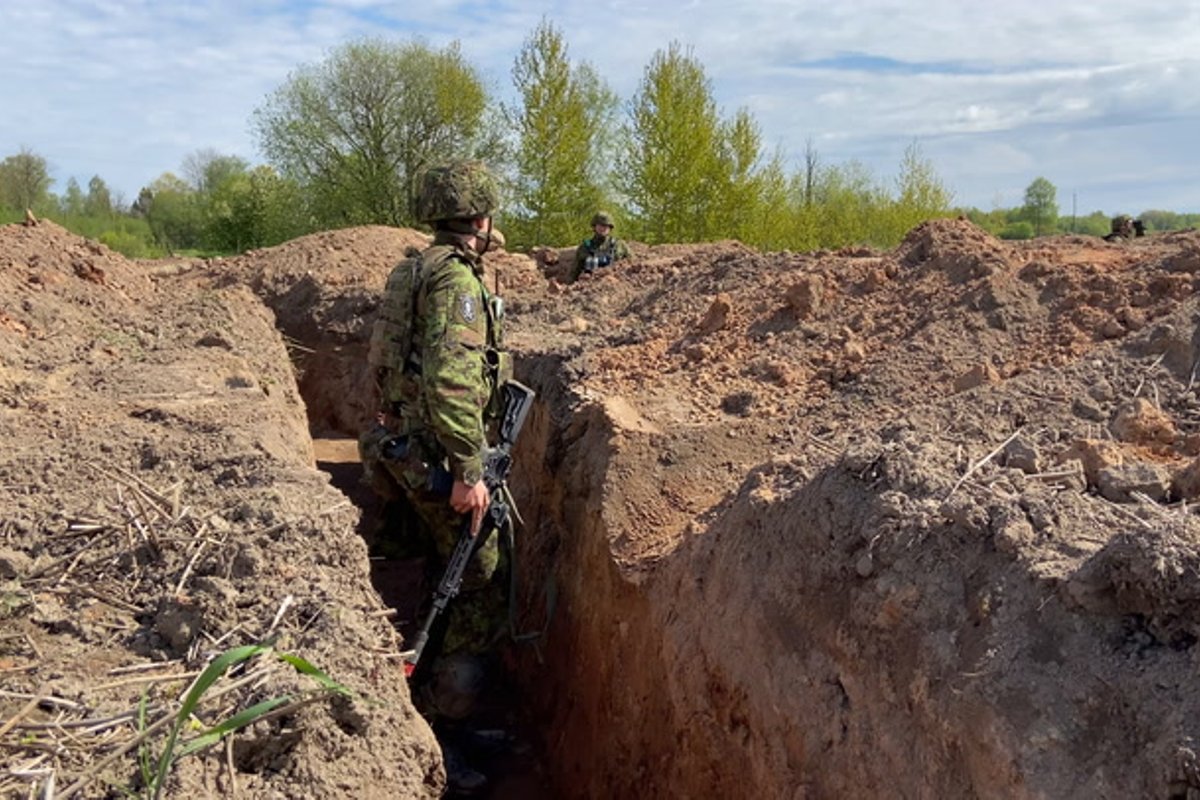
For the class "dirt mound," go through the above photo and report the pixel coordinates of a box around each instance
[8,214,1200,798]
[0,221,440,798]
[199,225,542,436]
[495,222,1200,797]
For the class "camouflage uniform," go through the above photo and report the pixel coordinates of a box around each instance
[569,211,631,283]
[361,161,510,658]
[1104,214,1135,242]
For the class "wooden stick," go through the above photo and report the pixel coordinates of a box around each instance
[264,595,295,638]
[107,660,184,676]
[56,707,176,798]
[0,695,42,738]
[174,538,208,595]
[90,671,200,694]
[225,734,237,796]
[39,586,141,614]
[0,691,86,712]
[946,429,1024,499]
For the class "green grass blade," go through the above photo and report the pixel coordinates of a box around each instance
[176,696,292,757]
[137,687,153,793]
[152,643,270,798]
[277,652,352,697]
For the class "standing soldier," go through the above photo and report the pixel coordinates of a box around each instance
[569,210,630,283]
[360,159,511,794]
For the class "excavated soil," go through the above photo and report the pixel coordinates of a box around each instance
[5,216,1200,798]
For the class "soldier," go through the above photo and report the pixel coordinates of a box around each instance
[1104,214,1136,242]
[568,210,630,283]
[360,160,511,794]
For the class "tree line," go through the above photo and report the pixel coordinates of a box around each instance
[2,22,1194,258]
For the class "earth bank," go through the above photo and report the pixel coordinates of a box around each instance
[5,218,1200,797]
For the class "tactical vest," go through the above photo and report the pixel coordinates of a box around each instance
[369,244,509,422]
[369,246,453,414]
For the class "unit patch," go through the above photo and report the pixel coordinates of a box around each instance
[459,294,477,323]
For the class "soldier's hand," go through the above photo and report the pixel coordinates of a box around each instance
[451,479,490,536]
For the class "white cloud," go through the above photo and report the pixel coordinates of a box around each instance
[1,0,1198,215]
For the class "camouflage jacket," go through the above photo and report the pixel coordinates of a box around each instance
[569,235,630,282]
[409,232,508,485]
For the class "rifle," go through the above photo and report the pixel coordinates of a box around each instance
[581,250,612,275]
[402,380,536,678]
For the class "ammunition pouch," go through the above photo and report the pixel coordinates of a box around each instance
[358,423,403,501]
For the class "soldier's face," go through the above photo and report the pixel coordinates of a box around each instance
[594,223,612,237]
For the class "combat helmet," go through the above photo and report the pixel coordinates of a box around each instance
[1111,214,1134,236]
[591,211,615,227]
[415,160,499,223]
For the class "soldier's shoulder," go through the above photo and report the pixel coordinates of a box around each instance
[424,248,476,286]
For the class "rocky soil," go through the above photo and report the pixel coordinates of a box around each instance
[4,215,1200,798]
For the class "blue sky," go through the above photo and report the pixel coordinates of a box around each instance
[3,1,1198,217]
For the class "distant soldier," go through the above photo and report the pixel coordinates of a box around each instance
[1133,218,1146,237]
[569,211,630,283]
[1104,214,1136,242]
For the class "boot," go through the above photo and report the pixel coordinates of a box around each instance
[442,742,488,796]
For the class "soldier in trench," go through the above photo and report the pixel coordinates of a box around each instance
[1104,214,1139,242]
[359,160,512,795]
[568,210,631,283]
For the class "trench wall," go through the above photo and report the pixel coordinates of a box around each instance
[513,357,1200,800]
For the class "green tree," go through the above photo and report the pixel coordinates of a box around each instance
[61,177,86,216]
[253,37,496,228]
[508,19,617,248]
[811,161,887,248]
[85,175,114,217]
[999,220,1035,240]
[206,165,309,252]
[746,152,793,251]
[183,149,249,195]
[1021,176,1058,236]
[619,42,724,244]
[139,173,204,252]
[888,141,952,237]
[714,108,768,243]
[0,148,53,212]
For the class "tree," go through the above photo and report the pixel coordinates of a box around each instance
[183,149,249,195]
[1022,177,1058,236]
[253,37,496,228]
[802,137,819,208]
[85,175,114,217]
[714,108,769,243]
[206,165,308,252]
[884,141,953,240]
[619,42,725,243]
[999,220,1035,240]
[508,19,617,248]
[811,160,887,248]
[139,173,204,252]
[0,148,53,212]
[61,177,85,216]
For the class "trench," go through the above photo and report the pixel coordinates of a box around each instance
[293,341,1079,799]
[298,344,797,798]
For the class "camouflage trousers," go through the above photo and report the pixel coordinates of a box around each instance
[401,483,507,656]
[359,424,507,657]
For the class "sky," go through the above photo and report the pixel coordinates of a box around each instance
[3,1,1199,217]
